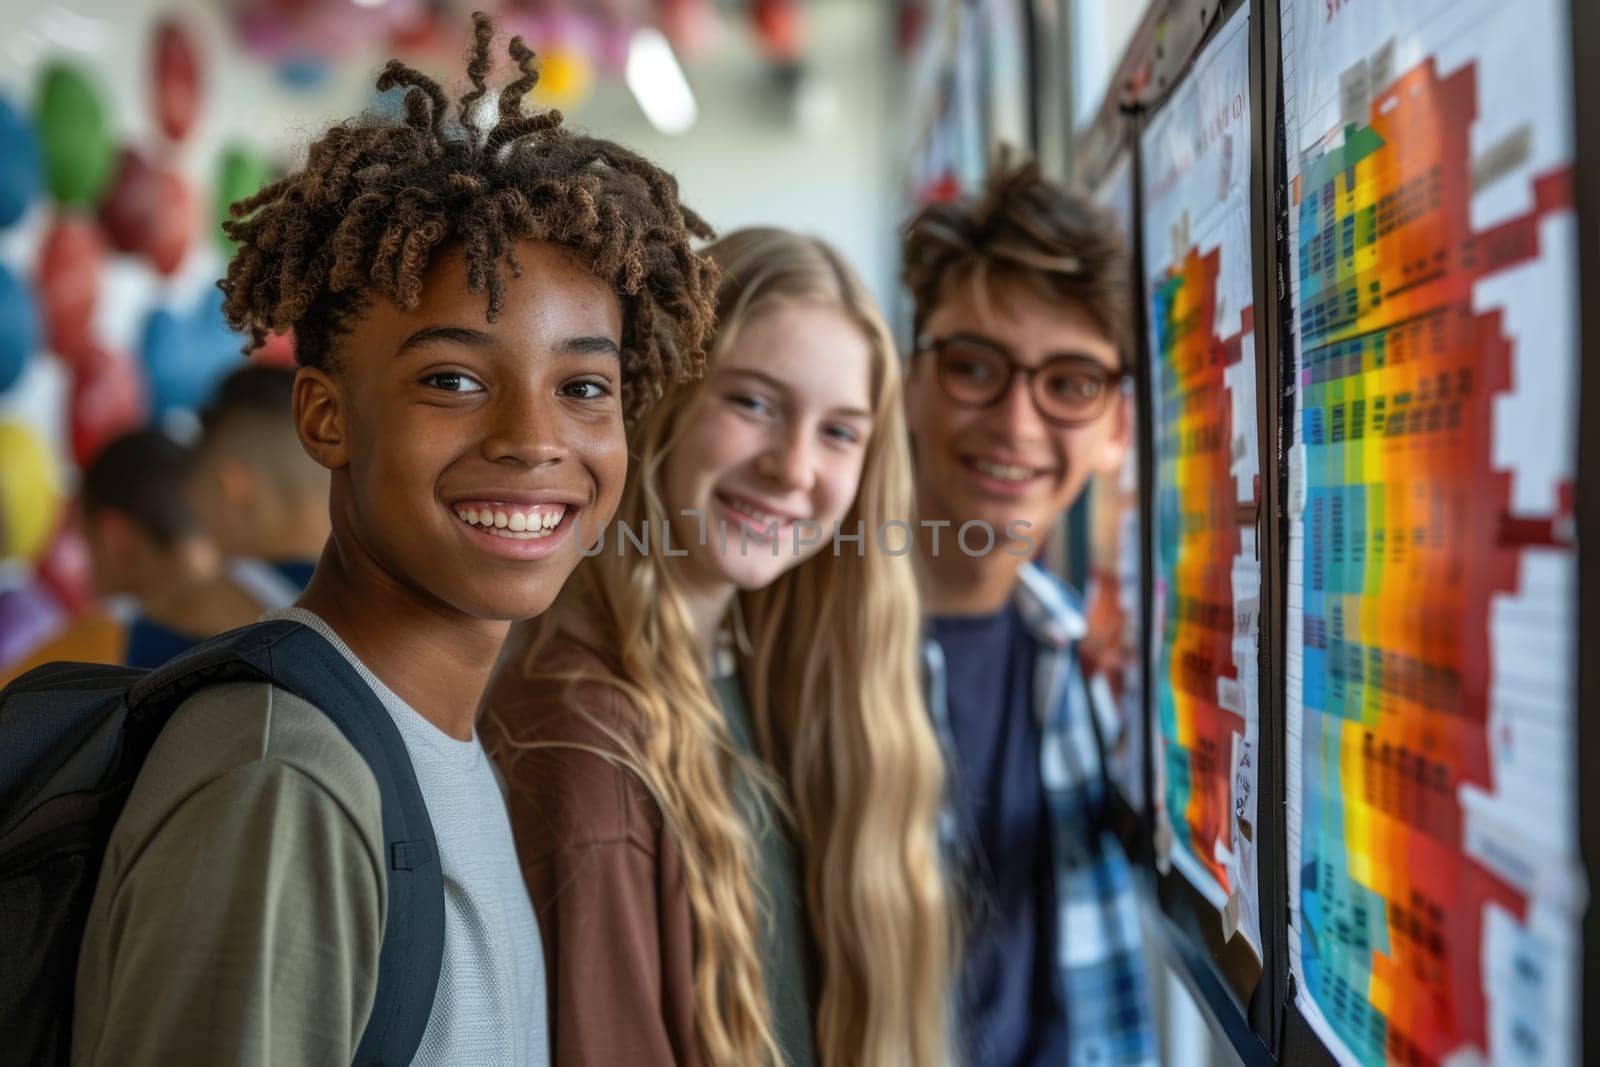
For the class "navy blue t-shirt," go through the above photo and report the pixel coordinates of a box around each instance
[932,605,1069,1065]
[270,559,317,591]
[121,560,317,670]
[123,617,200,670]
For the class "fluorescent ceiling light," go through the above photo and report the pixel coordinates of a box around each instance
[626,28,697,135]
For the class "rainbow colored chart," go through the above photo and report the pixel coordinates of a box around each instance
[1283,0,1583,1061]
[1141,6,1261,955]
[1151,247,1256,900]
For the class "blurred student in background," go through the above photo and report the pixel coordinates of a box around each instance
[485,228,952,1067]
[187,363,329,603]
[78,428,263,668]
[901,157,1156,1066]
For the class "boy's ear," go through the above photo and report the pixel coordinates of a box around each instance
[293,367,349,471]
[215,457,257,511]
[1092,389,1134,475]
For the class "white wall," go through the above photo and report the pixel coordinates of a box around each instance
[572,2,903,309]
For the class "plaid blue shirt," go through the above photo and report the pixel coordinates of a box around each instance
[926,563,1156,1067]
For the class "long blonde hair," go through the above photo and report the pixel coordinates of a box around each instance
[501,227,952,1065]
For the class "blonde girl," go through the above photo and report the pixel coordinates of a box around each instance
[483,227,952,1067]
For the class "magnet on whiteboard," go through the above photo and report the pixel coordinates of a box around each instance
[1221,889,1244,942]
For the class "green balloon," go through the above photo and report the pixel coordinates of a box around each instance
[215,146,276,252]
[35,63,113,207]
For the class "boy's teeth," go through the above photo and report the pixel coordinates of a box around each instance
[454,504,567,539]
[973,460,1033,482]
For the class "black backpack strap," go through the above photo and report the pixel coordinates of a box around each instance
[129,620,443,1066]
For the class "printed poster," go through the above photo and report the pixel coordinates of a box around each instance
[1140,5,1263,959]
[1280,0,1584,1062]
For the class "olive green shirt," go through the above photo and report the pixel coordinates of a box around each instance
[72,682,387,1066]
[714,672,817,1067]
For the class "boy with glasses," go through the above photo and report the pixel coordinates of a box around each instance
[902,157,1155,1066]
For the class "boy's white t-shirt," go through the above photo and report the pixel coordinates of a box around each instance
[272,607,548,1066]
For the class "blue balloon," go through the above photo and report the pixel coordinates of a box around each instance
[191,288,245,403]
[141,290,248,416]
[0,263,38,392]
[277,56,333,93]
[0,96,43,229]
[140,306,192,416]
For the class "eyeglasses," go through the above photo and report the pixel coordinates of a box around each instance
[915,334,1130,427]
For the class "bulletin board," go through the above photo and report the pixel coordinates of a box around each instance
[1279,0,1585,1061]
[1060,0,1598,1061]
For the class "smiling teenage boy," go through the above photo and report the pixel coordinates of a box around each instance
[71,18,717,1067]
[902,157,1156,1066]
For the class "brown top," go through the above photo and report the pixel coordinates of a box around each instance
[482,640,701,1067]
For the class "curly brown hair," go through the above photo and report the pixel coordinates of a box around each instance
[901,152,1131,363]
[218,11,719,422]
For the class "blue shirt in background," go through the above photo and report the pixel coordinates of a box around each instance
[121,559,318,670]
[122,617,200,670]
[932,605,1070,1066]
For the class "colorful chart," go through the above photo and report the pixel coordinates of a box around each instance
[1140,6,1262,956]
[1281,0,1583,1062]
[1082,150,1145,809]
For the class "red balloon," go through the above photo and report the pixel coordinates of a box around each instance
[36,214,104,363]
[36,515,95,615]
[662,0,720,59]
[70,343,147,466]
[917,171,962,205]
[98,147,162,254]
[252,328,297,368]
[145,168,196,276]
[752,0,802,62]
[153,18,202,143]
[896,0,927,56]
[389,9,453,55]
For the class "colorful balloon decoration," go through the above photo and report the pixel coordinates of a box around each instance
[145,168,197,277]
[0,585,66,671]
[69,344,147,466]
[152,18,202,143]
[752,0,803,63]
[214,146,275,252]
[139,307,190,416]
[35,516,95,617]
[36,214,105,362]
[531,45,594,109]
[35,64,115,208]
[661,0,722,60]
[97,153,196,276]
[0,96,43,229]
[98,148,163,255]
[0,420,63,563]
[276,55,334,92]
[141,289,247,416]
[0,264,38,394]
[0,611,126,683]
[388,6,455,56]
[253,329,297,368]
